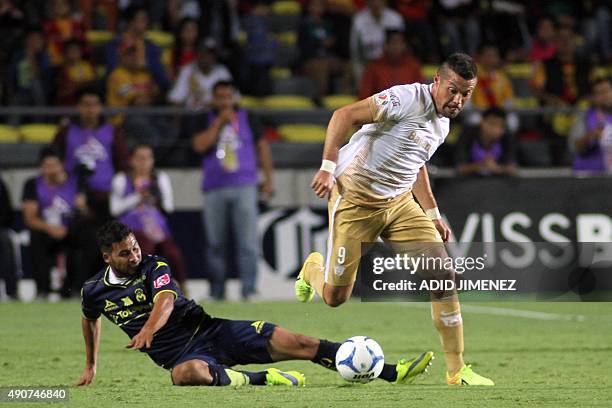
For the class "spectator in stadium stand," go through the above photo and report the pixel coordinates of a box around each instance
[56,39,96,106]
[298,0,351,100]
[8,28,51,107]
[455,107,517,177]
[171,17,200,79]
[393,0,438,62]
[77,0,117,31]
[168,38,232,110]
[0,0,25,90]
[359,29,423,100]
[21,146,95,299]
[43,0,89,67]
[105,5,169,92]
[190,80,274,301]
[569,77,612,172]
[52,87,129,225]
[468,43,519,134]
[531,27,592,165]
[350,0,404,84]
[0,175,18,301]
[528,17,556,63]
[433,0,480,57]
[110,144,188,293]
[241,0,277,96]
[106,44,158,124]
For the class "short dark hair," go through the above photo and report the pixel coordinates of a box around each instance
[76,85,103,102]
[213,80,235,93]
[129,142,154,156]
[385,29,405,43]
[39,145,63,164]
[440,53,478,80]
[97,221,133,253]
[591,76,611,90]
[482,107,506,120]
[125,5,147,24]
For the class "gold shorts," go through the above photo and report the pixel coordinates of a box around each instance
[324,185,442,286]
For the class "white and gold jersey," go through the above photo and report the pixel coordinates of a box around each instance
[335,83,449,207]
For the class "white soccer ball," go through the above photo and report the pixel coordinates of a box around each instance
[335,336,385,383]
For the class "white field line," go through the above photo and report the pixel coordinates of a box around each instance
[400,302,586,321]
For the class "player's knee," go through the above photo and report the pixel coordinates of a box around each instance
[324,295,347,308]
[172,360,213,386]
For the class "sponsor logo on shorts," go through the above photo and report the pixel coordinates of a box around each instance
[334,265,345,276]
[153,273,171,289]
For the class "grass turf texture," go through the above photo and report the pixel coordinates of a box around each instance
[1,301,611,407]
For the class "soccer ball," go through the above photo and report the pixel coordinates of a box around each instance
[335,336,384,383]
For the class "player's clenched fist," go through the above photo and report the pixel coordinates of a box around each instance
[310,170,334,198]
[75,366,96,386]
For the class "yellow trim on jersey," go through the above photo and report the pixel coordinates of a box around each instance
[117,312,149,327]
[155,261,168,270]
[153,289,177,303]
[102,266,130,288]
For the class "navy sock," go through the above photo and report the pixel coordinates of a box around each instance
[242,370,267,385]
[378,363,398,382]
[312,340,341,370]
[207,364,231,386]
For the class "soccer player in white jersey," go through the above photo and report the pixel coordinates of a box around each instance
[295,53,494,386]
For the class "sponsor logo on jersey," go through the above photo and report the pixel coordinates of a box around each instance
[104,299,118,312]
[121,296,133,306]
[135,288,147,303]
[154,273,171,289]
[375,93,389,106]
[251,320,265,334]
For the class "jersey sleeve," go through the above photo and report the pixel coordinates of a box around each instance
[81,287,101,320]
[147,259,179,303]
[368,85,415,123]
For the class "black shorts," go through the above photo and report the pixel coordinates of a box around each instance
[171,318,276,369]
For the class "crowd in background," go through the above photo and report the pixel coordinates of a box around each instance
[0,0,611,300]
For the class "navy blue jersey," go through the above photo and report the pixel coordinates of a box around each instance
[81,255,210,368]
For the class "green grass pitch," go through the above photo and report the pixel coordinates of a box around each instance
[1,300,611,407]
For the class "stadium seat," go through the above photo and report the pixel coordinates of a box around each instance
[272,1,301,15]
[262,95,315,109]
[271,67,291,79]
[505,63,532,79]
[278,124,326,142]
[513,97,539,109]
[0,125,20,143]
[272,76,316,98]
[86,30,113,45]
[238,95,261,109]
[422,65,437,80]
[274,31,297,46]
[146,30,174,48]
[322,95,358,110]
[19,124,58,144]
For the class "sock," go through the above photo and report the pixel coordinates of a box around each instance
[311,339,341,370]
[378,363,399,382]
[304,262,326,298]
[208,364,232,386]
[242,370,267,385]
[431,299,465,375]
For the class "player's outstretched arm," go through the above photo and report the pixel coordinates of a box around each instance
[312,98,374,198]
[413,166,451,242]
[126,291,175,350]
[75,317,101,386]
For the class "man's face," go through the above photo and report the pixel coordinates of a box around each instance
[592,80,612,111]
[130,10,148,36]
[432,70,477,118]
[480,115,505,142]
[385,33,406,60]
[212,86,235,110]
[197,50,215,71]
[78,94,102,121]
[102,234,142,276]
[40,156,64,182]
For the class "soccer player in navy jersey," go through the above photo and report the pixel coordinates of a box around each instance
[76,221,433,387]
